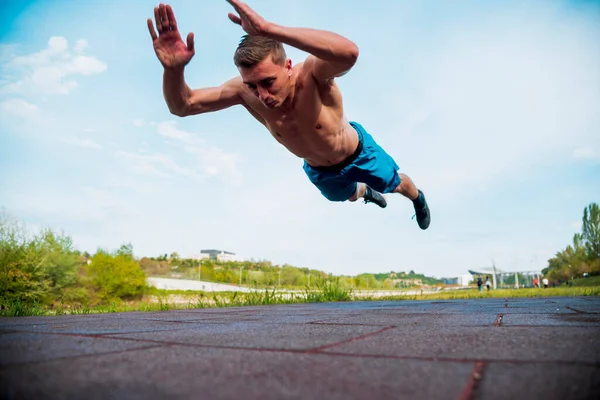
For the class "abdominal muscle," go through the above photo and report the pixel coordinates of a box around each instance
[271,116,359,167]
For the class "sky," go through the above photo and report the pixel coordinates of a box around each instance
[1,0,599,278]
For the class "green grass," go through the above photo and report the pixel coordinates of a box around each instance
[570,275,600,287]
[2,282,598,317]
[0,298,47,317]
[369,286,600,301]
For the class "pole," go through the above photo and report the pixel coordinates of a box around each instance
[239,267,242,285]
[492,260,497,289]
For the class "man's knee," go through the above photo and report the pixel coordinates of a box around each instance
[347,183,366,202]
[393,173,413,191]
[322,191,352,203]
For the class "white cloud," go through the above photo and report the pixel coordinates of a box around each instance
[74,39,89,53]
[0,44,18,63]
[62,137,102,149]
[0,36,106,96]
[156,121,243,184]
[157,121,197,144]
[572,147,597,159]
[7,186,139,223]
[116,150,199,179]
[0,98,40,118]
[371,6,600,201]
[132,119,156,128]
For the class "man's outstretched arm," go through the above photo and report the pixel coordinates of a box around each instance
[266,25,359,84]
[149,4,243,117]
[163,68,243,117]
[226,0,358,84]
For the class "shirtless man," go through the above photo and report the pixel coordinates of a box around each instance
[147,1,431,229]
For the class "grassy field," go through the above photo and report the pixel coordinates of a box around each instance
[371,286,600,301]
[570,275,600,287]
[2,283,598,317]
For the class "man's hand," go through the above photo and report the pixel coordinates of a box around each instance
[226,0,271,36]
[147,4,195,69]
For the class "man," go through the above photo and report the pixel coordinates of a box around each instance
[147,1,431,229]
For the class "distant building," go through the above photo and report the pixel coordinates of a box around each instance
[441,277,460,285]
[200,249,241,262]
[440,274,473,286]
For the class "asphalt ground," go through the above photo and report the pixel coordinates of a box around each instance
[1,297,599,399]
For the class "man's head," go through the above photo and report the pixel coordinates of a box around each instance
[234,35,293,109]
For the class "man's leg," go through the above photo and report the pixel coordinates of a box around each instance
[393,173,431,230]
[392,173,418,200]
[348,182,387,208]
[346,173,430,229]
[348,183,366,201]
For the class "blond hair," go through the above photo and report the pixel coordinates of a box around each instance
[234,35,287,68]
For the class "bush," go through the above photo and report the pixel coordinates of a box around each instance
[0,215,81,306]
[86,244,147,302]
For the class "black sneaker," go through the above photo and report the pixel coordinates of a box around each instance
[413,190,430,230]
[363,186,387,208]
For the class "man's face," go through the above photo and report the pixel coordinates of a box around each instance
[239,56,292,109]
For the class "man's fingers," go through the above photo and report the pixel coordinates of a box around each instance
[238,1,253,15]
[226,0,243,14]
[154,7,163,33]
[166,5,177,30]
[147,18,158,41]
[228,12,242,25]
[159,4,170,32]
[186,32,194,52]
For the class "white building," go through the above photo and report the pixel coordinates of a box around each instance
[440,274,473,286]
[200,249,245,262]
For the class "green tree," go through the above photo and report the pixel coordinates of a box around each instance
[0,215,81,305]
[355,273,379,288]
[543,232,589,282]
[582,202,600,260]
[87,245,147,302]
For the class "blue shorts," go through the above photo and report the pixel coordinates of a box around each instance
[303,121,401,202]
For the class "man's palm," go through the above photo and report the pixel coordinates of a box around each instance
[227,0,268,36]
[154,31,193,68]
[147,4,195,69]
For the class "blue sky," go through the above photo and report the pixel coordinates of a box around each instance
[1,0,599,278]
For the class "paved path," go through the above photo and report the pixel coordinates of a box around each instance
[147,277,255,292]
[1,297,599,399]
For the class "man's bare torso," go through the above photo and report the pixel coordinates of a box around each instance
[237,62,359,167]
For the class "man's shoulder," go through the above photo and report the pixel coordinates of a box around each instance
[223,76,244,90]
[294,59,311,76]
[297,56,337,88]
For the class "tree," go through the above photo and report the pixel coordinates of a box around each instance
[582,202,600,260]
[87,246,146,302]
